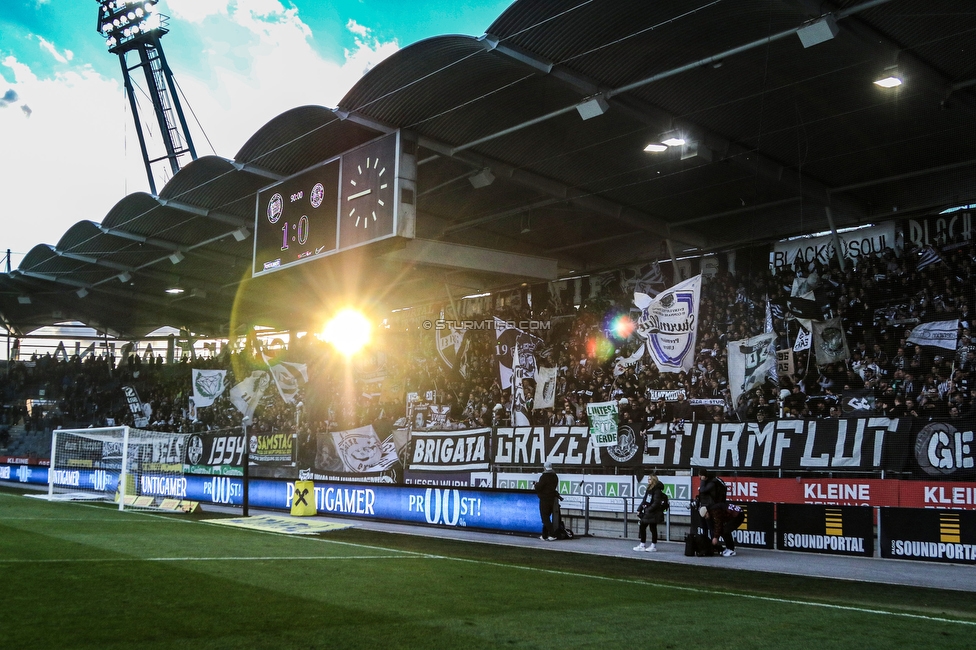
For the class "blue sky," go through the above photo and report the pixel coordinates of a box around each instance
[0,0,514,268]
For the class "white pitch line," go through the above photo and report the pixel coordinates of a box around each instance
[0,555,421,564]
[429,555,976,628]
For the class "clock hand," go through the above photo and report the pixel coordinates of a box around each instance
[347,189,372,201]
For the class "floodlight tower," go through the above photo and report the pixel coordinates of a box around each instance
[96,0,197,194]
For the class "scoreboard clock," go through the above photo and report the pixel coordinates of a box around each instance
[338,133,398,249]
[252,131,407,278]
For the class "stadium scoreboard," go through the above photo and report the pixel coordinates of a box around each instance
[252,131,413,277]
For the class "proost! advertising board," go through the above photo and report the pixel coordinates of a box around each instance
[880,507,976,564]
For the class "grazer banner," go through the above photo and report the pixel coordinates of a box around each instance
[643,418,912,472]
[407,429,491,472]
[769,222,896,272]
[910,419,976,481]
[777,503,874,557]
[493,426,642,468]
[881,507,976,564]
[730,502,775,549]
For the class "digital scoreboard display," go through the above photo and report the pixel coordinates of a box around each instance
[252,132,404,278]
[253,159,339,277]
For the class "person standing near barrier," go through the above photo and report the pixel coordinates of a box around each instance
[701,501,745,556]
[696,468,726,541]
[634,474,665,552]
[534,462,559,541]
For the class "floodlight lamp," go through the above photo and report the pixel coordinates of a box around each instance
[117,271,132,283]
[644,143,668,153]
[165,287,185,295]
[469,168,495,188]
[17,296,31,305]
[576,95,610,120]
[76,288,89,299]
[232,227,250,242]
[874,68,903,88]
[169,251,185,264]
[661,132,686,147]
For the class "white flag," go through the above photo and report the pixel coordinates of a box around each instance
[907,319,959,351]
[262,353,308,404]
[533,366,557,410]
[330,425,398,473]
[634,274,701,373]
[612,343,645,377]
[191,369,227,407]
[727,332,776,406]
[794,327,812,351]
[511,344,531,426]
[229,371,271,420]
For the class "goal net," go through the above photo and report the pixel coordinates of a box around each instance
[49,427,190,510]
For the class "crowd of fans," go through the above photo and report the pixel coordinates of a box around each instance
[2,236,975,446]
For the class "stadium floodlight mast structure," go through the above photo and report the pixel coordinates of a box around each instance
[96,0,197,194]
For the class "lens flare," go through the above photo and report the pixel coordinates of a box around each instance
[321,309,372,357]
[610,314,635,339]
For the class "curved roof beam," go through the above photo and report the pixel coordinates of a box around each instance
[155,197,251,229]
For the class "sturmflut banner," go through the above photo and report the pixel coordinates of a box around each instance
[642,418,912,471]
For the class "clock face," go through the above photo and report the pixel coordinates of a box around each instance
[339,133,397,249]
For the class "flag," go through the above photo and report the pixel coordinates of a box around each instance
[907,319,959,351]
[262,353,308,404]
[511,344,531,426]
[534,366,557,410]
[612,343,645,377]
[916,246,943,271]
[634,274,701,374]
[494,317,542,386]
[794,327,812,351]
[772,294,823,322]
[727,332,776,406]
[435,323,469,378]
[765,301,778,385]
[791,271,819,298]
[191,369,227,407]
[229,370,272,420]
[812,318,850,365]
[586,401,619,448]
[330,425,399,474]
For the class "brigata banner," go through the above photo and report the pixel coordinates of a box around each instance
[407,428,491,472]
[776,503,874,557]
[881,507,976,564]
[644,418,912,472]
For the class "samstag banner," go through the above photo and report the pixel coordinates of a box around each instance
[634,274,701,373]
[642,418,912,472]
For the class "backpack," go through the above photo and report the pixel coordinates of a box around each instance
[659,491,670,513]
[714,478,727,503]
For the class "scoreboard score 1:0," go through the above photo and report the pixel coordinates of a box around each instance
[252,158,339,277]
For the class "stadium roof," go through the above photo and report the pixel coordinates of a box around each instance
[2,0,974,339]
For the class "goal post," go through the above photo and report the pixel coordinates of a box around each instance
[48,427,190,510]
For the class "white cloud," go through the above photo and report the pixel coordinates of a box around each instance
[346,19,369,38]
[36,36,72,64]
[169,1,399,156]
[165,0,229,23]
[0,57,150,266]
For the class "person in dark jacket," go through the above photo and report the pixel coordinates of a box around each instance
[696,468,726,541]
[534,462,559,541]
[634,474,665,552]
[702,501,745,556]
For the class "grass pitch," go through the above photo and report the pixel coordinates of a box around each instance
[2,486,975,650]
